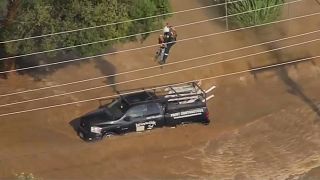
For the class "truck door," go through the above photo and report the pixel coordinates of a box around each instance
[125,104,149,132]
[145,103,164,129]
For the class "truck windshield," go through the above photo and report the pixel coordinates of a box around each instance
[107,99,129,119]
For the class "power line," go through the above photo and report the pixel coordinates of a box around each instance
[0,54,318,118]
[1,37,318,108]
[0,0,248,44]
[0,0,301,61]
[1,28,319,98]
[1,7,317,75]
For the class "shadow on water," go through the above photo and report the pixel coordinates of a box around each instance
[94,56,117,92]
[2,45,121,88]
[249,40,320,117]
[15,51,93,81]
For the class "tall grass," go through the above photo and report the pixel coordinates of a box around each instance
[227,0,285,27]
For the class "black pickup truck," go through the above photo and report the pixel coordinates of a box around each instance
[77,82,213,141]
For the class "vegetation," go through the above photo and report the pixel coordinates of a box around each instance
[0,0,171,77]
[0,0,9,78]
[0,0,7,17]
[227,0,284,27]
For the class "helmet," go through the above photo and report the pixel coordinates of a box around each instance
[163,26,170,33]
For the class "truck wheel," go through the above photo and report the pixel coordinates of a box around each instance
[202,120,210,126]
[169,124,177,128]
[102,132,116,139]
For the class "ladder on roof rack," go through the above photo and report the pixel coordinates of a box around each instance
[97,81,215,106]
[164,82,205,105]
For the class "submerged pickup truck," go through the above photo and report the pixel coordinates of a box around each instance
[77,82,214,141]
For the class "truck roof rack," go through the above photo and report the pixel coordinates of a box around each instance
[98,82,207,107]
[163,82,206,105]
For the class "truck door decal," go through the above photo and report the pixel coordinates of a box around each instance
[170,108,204,119]
[135,121,156,131]
[146,115,162,120]
[136,124,145,132]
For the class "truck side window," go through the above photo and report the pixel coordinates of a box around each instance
[146,103,161,116]
[127,104,147,119]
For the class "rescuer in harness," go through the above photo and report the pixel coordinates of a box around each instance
[156,34,168,64]
[163,23,177,45]
[155,23,177,64]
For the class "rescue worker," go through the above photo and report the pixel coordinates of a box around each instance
[163,23,177,42]
[161,44,170,64]
[155,35,167,63]
[163,23,171,38]
[156,35,167,54]
[158,35,166,47]
[169,25,177,43]
[155,23,178,64]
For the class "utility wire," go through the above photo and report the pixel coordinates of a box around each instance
[0,6,316,75]
[0,0,301,61]
[0,28,319,98]
[0,54,318,118]
[0,0,248,44]
[0,37,318,108]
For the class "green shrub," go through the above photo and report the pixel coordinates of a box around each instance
[0,0,172,76]
[2,0,172,56]
[227,0,284,27]
[128,0,171,39]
